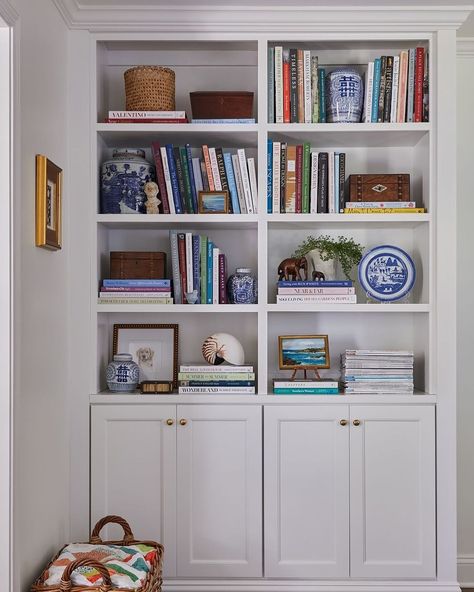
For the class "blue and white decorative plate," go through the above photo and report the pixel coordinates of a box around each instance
[358,245,416,302]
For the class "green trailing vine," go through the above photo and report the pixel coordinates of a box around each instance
[293,235,364,279]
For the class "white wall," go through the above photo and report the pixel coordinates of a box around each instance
[11,1,70,590]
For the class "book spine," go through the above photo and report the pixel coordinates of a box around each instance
[200,235,207,304]
[192,157,203,193]
[108,110,186,118]
[238,148,254,214]
[397,51,409,123]
[274,381,338,389]
[289,48,298,123]
[160,147,176,214]
[212,247,220,304]
[150,141,170,214]
[407,48,416,122]
[364,61,374,123]
[414,47,424,122]
[192,234,200,303]
[310,151,319,213]
[383,55,393,122]
[303,50,312,123]
[273,389,339,395]
[274,46,283,123]
[218,253,227,304]
[267,46,275,123]
[338,152,346,213]
[165,145,183,214]
[232,153,247,213]
[103,279,171,287]
[224,152,241,214]
[276,294,357,303]
[208,147,222,191]
[328,151,335,213]
[278,287,355,294]
[297,48,304,123]
[334,153,340,215]
[345,201,416,208]
[371,58,382,122]
[179,387,256,394]
[191,118,255,124]
[377,56,387,123]
[98,298,174,304]
[302,142,310,213]
[317,152,328,213]
[279,143,287,214]
[247,157,258,214]
[272,142,281,213]
[99,291,172,298]
[423,50,429,122]
[101,287,172,293]
[344,208,425,214]
[295,144,303,213]
[318,68,326,122]
[180,365,254,373]
[179,373,255,380]
[200,159,210,192]
[179,146,194,214]
[173,146,188,212]
[186,144,198,213]
[311,55,319,123]
[390,55,400,123]
[185,232,193,293]
[202,145,215,191]
[282,49,290,123]
[267,140,273,213]
[177,233,187,299]
[206,241,213,304]
[215,147,229,195]
[285,144,296,213]
[181,381,255,387]
[278,280,352,287]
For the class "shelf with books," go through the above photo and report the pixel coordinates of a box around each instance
[96,214,259,230]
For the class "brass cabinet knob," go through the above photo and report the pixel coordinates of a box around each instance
[166,419,174,426]
[353,419,361,426]
[339,419,348,426]
[179,419,188,426]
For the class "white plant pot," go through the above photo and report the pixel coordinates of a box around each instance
[305,249,338,281]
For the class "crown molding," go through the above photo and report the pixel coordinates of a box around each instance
[52,1,473,33]
[457,36,474,56]
[0,0,18,26]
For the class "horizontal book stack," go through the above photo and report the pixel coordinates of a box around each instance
[344,201,425,214]
[363,48,429,123]
[179,365,255,394]
[341,349,414,394]
[276,280,356,304]
[191,118,256,124]
[151,142,258,214]
[169,231,228,305]
[268,46,324,123]
[98,279,173,304]
[105,110,188,123]
[273,379,340,395]
[267,142,346,213]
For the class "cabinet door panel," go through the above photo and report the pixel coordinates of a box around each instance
[350,405,436,579]
[91,405,177,577]
[176,405,262,578]
[264,405,350,578]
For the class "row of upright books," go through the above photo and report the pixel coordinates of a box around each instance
[267,141,346,213]
[178,364,255,394]
[150,142,258,215]
[276,280,357,304]
[169,231,228,305]
[98,278,173,304]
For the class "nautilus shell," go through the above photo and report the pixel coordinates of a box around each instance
[202,333,245,366]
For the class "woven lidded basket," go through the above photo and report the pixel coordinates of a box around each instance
[31,515,164,592]
[124,66,175,111]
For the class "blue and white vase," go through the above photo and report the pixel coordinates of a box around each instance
[227,268,257,304]
[326,68,364,123]
[106,353,140,392]
[100,149,155,214]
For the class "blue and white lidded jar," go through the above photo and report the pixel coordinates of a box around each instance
[227,268,258,304]
[326,68,364,123]
[106,353,140,392]
[100,148,156,214]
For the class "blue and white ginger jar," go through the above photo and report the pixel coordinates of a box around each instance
[227,268,258,304]
[106,353,140,392]
[100,148,155,214]
[326,68,364,123]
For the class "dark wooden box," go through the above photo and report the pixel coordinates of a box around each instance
[189,91,254,119]
[110,251,167,279]
[348,174,410,202]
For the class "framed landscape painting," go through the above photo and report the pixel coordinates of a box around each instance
[278,335,330,370]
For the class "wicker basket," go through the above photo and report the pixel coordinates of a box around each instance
[31,515,164,592]
[124,66,175,111]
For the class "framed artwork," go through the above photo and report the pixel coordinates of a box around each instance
[35,155,62,250]
[113,323,179,387]
[278,335,330,370]
[198,190,229,214]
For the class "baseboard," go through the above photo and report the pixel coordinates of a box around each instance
[458,554,474,587]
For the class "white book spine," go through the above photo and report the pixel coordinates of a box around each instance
[278,287,355,294]
[272,142,281,213]
[99,292,172,298]
[274,46,283,123]
[108,110,186,118]
[345,201,416,209]
[179,386,256,394]
[390,55,400,123]
[303,50,312,124]
[238,149,254,214]
[364,62,374,123]
[232,154,247,213]
[247,157,258,213]
[274,381,339,389]
[192,157,203,192]
[328,151,335,213]
[185,232,193,293]
[310,152,319,213]
[212,247,219,304]
[397,51,409,123]
[160,147,176,214]
[208,148,222,191]
[180,365,254,372]
[277,294,357,303]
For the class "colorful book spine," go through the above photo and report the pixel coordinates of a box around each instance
[192,157,203,194]
[390,55,400,123]
[334,152,340,214]
[328,151,335,213]
[179,386,255,394]
[232,153,247,213]
[285,144,296,213]
[311,55,319,123]
[383,55,393,122]
[105,118,187,124]
[377,55,387,123]
[273,388,340,395]
[192,234,200,303]
[160,147,176,214]
[101,287,171,293]
[165,144,183,214]
[267,46,275,123]
[310,151,319,213]
[99,298,174,304]
[191,118,256,124]
[108,110,186,119]
[345,201,416,208]
[344,208,425,214]
[178,373,255,381]
[364,61,374,123]
[202,145,215,191]
[200,159,209,192]
[267,140,272,213]
[282,49,290,123]
[208,147,222,191]
[303,49,312,124]
[279,143,287,213]
[371,58,382,123]
[297,48,304,123]
[206,240,213,304]
[218,253,227,304]
[150,141,170,213]
[272,142,281,213]
[302,142,310,213]
[338,152,346,213]
[179,147,194,214]
[212,247,220,304]
[247,157,258,213]
[238,149,254,214]
[103,279,171,287]
[181,381,255,387]
[186,144,198,213]
[185,232,193,293]
[423,50,429,122]
[274,381,338,389]
[224,152,241,214]
[317,152,328,213]
[406,48,416,122]
[200,235,208,304]
[289,48,298,123]
[414,47,424,122]
[173,146,188,212]
[176,232,187,300]
[295,145,303,213]
[276,294,357,303]
[397,50,409,123]
[278,287,355,294]
[99,291,172,298]
[215,147,229,194]
[274,46,283,123]
[180,365,254,373]
[318,68,326,122]
[278,280,352,287]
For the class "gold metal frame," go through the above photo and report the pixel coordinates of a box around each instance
[198,190,229,214]
[278,334,330,370]
[35,154,62,250]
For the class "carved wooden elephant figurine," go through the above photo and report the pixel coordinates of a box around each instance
[278,257,308,281]
[312,270,326,281]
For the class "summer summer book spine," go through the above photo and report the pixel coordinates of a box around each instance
[318,68,326,122]
[311,55,319,123]
[289,48,298,123]
[200,235,207,304]
[206,240,213,304]
[218,253,227,304]
[103,279,171,287]
[192,234,200,303]
[273,389,340,395]
[179,147,194,214]
[272,141,281,213]
[208,147,222,191]
[279,143,287,213]
[179,386,256,394]
[216,147,229,193]
[302,142,310,213]
[268,46,275,123]
[180,365,254,373]
[224,152,241,214]
[371,58,381,122]
[161,147,176,214]
[150,141,170,213]
[186,144,198,213]
[177,233,187,299]
[178,373,255,380]
[165,144,183,214]
[278,280,352,287]
[274,46,283,123]
[212,247,220,304]
[174,146,189,213]
[181,381,255,387]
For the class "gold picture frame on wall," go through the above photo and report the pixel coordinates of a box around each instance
[35,154,62,250]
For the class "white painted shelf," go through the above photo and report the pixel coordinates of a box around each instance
[267,303,430,313]
[96,303,259,313]
[266,213,431,226]
[96,213,259,229]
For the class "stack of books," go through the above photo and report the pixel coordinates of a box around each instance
[98,279,173,304]
[276,280,356,304]
[169,231,228,305]
[191,118,256,124]
[273,379,339,395]
[105,110,188,123]
[363,48,429,123]
[343,201,425,214]
[178,365,255,394]
[341,349,414,394]
[267,142,346,214]
[151,142,257,214]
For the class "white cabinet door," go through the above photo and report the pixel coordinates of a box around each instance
[350,405,436,579]
[91,405,177,577]
[176,405,262,577]
[264,405,350,578]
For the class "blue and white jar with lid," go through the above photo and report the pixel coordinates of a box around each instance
[326,68,364,123]
[106,353,140,392]
[227,268,258,304]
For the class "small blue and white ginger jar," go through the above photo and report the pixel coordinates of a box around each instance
[106,353,140,392]
[227,268,258,304]
[100,148,156,214]
[326,68,364,123]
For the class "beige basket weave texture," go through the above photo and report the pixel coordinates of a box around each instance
[124,66,175,111]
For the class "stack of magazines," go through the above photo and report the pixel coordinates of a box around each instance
[341,349,414,394]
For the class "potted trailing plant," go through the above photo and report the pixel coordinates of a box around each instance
[293,235,364,280]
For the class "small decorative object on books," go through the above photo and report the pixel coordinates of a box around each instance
[110,251,166,279]
[113,323,179,388]
[358,244,416,302]
[277,257,308,281]
[326,68,364,123]
[140,380,174,394]
[144,181,161,214]
[279,334,330,380]
[106,353,140,392]
[190,91,254,120]
[124,65,175,111]
[198,190,229,214]
[35,155,62,250]
[202,333,245,366]
[227,268,258,304]
[348,174,410,203]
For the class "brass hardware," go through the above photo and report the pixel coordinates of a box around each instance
[339,419,348,426]
[179,419,188,426]
[166,419,174,426]
[353,419,361,426]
